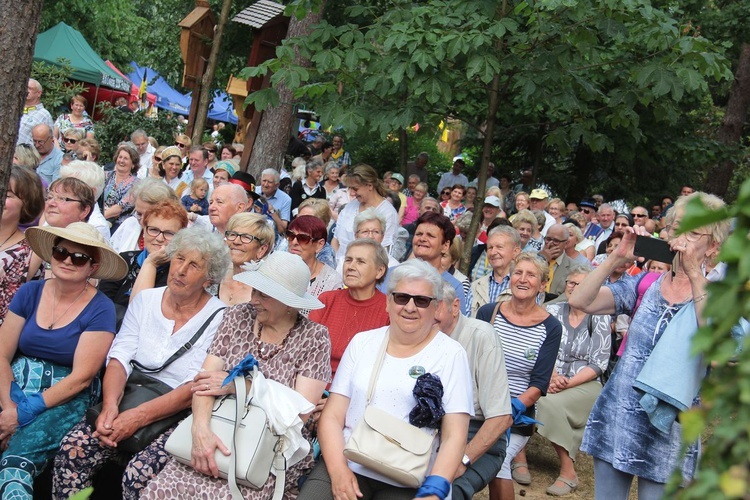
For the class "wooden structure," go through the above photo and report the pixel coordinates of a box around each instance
[231,0,289,169]
[178,0,215,138]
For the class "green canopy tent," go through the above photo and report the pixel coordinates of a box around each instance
[34,22,131,109]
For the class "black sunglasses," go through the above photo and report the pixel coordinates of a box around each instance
[153,156,162,162]
[391,292,435,308]
[286,231,318,245]
[63,137,78,144]
[175,142,186,148]
[51,246,94,266]
[630,213,647,218]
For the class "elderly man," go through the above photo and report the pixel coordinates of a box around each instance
[406,151,429,184]
[331,134,350,171]
[402,174,421,197]
[32,124,63,184]
[539,224,574,297]
[468,226,522,316]
[182,146,213,189]
[593,203,616,253]
[131,130,154,178]
[258,168,292,234]
[629,205,649,228]
[529,188,555,235]
[18,79,53,146]
[472,161,500,189]
[192,183,248,234]
[436,282,512,499]
[438,157,470,193]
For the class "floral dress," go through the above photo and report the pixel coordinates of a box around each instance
[54,113,94,151]
[143,304,331,500]
[103,172,138,226]
[0,239,32,326]
[580,273,700,484]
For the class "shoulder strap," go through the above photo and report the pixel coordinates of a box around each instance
[132,307,226,373]
[365,330,390,404]
[633,272,660,315]
[490,301,502,328]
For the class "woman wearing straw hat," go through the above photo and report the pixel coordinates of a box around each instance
[159,146,189,198]
[52,226,230,500]
[144,252,332,500]
[0,222,127,498]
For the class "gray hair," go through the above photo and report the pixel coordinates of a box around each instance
[29,78,42,92]
[291,157,307,168]
[408,174,421,183]
[131,129,148,141]
[60,160,105,199]
[417,152,429,161]
[354,207,386,233]
[420,196,439,208]
[454,211,474,233]
[598,203,614,214]
[306,159,323,174]
[324,162,340,176]
[567,262,593,276]
[441,280,457,305]
[530,209,546,229]
[564,222,584,243]
[215,183,249,205]
[346,239,390,285]
[510,252,550,283]
[386,260,444,301]
[63,128,86,140]
[132,177,178,203]
[487,225,522,248]
[261,168,280,183]
[167,226,231,286]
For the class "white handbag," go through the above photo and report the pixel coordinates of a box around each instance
[165,370,286,500]
[342,332,437,488]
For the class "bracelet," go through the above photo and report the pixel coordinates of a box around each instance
[693,293,708,304]
[415,475,450,499]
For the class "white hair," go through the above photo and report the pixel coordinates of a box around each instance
[354,207,387,233]
[386,260,444,301]
[60,160,105,199]
[261,168,280,183]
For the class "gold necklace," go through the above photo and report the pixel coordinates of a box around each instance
[49,282,88,330]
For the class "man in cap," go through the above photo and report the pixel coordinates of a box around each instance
[388,173,407,217]
[529,188,555,235]
[18,79,53,146]
[579,198,602,241]
[438,157,469,193]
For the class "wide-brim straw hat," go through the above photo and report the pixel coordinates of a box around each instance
[26,223,128,281]
[234,252,324,311]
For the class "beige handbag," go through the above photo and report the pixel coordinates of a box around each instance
[342,332,437,488]
[165,370,286,500]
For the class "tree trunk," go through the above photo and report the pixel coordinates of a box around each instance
[191,0,233,145]
[705,43,750,198]
[0,0,44,220]
[246,6,325,179]
[399,127,408,176]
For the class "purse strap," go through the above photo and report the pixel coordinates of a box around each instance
[365,330,390,405]
[132,307,226,373]
[228,372,286,500]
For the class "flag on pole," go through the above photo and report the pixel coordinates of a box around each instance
[139,69,147,106]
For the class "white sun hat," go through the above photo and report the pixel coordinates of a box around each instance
[234,252,324,310]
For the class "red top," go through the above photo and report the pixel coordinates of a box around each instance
[309,288,390,376]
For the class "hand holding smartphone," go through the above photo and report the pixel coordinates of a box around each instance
[633,235,676,264]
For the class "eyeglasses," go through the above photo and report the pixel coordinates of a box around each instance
[391,292,435,308]
[630,213,647,218]
[46,194,82,205]
[32,137,52,145]
[51,246,94,266]
[63,137,78,144]
[225,230,261,244]
[356,229,382,237]
[544,236,567,245]
[145,226,177,240]
[175,142,186,148]
[565,280,581,288]
[614,223,629,229]
[581,208,593,214]
[286,231,318,245]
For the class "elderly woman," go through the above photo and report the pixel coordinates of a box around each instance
[159,146,189,197]
[512,263,611,495]
[110,179,179,253]
[332,164,398,262]
[321,162,344,200]
[310,239,390,376]
[59,160,110,240]
[291,161,326,213]
[402,181,427,227]
[212,160,238,190]
[76,138,102,163]
[511,209,540,253]
[61,128,86,155]
[569,192,730,498]
[287,215,343,304]
[336,208,399,274]
[13,143,41,170]
[513,191,530,214]
[563,222,591,265]
[103,143,140,230]
[299,259,473,500]
[143,252,331,499]
[99,199,189,328]
[53,94,94,148]
[0,166,45,324]
[0,223,126,498]
[218,212,274,306]
[476,253,562,500]
[52,226,229,499]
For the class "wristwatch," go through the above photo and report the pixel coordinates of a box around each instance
[461,454,471,466]
[268,206,276,215]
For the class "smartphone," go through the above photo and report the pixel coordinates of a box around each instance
[634,235,676,264]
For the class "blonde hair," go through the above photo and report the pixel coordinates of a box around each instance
[672,192,730,244]
[510,251,550,283]
[226,212,275,258]
[190,177,209,196]
[512,209,538,231]
[298,198,332,226]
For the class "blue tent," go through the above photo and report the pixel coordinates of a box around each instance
[208,92,238,125]
[127,62,191,116]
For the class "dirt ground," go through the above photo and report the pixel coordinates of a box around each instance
[472,432,637,499]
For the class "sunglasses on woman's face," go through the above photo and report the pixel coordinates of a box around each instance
[441,190,451,196]
[175,142,186,148]
[285,231,317,245]
[154,156,162,162]
[391,292,435,308]
[63,137,78,144]
[51,246,94,266]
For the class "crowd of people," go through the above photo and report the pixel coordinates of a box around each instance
[2,77,740,500]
